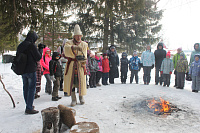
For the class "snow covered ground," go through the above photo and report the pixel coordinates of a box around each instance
[0,55,200,133]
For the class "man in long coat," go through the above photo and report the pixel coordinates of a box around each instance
[63,24,88,106]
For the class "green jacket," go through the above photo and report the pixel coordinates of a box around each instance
[173,52,187,69]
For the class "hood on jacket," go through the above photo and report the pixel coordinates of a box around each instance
[157,42,164,50]
[52,52,61,60]
[25,31,38,43]
[180,52,185,59]
[109,45,117,55]
[43,47,51,56]
[122,52,127,58]
[146,44,151,51]
[194,43,200,51]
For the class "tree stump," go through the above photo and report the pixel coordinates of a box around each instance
[41,107,60,133]
[70,122,99,133]
[58,104,76,129]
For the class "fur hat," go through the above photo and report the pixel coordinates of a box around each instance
[90,51,95,57]
[166,51,171,58]
[73,24,83,36]
[133,50,137,55]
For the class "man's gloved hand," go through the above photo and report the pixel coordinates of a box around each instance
[72,45,82,51]
[38,43,46,49]
[50,76,56,82]
[151,64,154,69]
[140,63,143,68]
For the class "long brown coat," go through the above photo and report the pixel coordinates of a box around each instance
[63,40,88,96]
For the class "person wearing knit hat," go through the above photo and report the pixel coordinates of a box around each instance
[154,42,166,85]
[120,52,129,84]
[141,44,155,85]
[102,53,110,85]
[129,50,141,84]
[160,51,174,87]
[63,24,88,107]
[172,47,187,87]
[107,45,119,84]
[175,52,188,89]
[189,54,200,93]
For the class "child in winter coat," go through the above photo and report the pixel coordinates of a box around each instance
[129,50,141,84]
[120,52,129,84]
[49,52,62,101]
[189,54,200,93]
[35,61,42,99]
[176,52,188,89]
[89,52,99,88]
[95,53,103,86]
[160,52,174,87]
[102,53,110,85]
[141,44,155,85]
[41,47,52,94]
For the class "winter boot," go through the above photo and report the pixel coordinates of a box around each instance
[71,91,77,107]
[52,97,59,101]
[79,96,85,105]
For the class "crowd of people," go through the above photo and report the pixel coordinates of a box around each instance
[16,24,200,115]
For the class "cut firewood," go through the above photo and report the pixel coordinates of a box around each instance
[70,122,99,133]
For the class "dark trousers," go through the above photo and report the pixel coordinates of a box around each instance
[162,74,171,86]
[177,72,185,88]
[89,72,96,87]
[102,73,109,85]
[143,66,152,83]
[174,70,177,86]
[121,71,127,83]
[22,72,36,110]
[155,67,163,85]
[130,70,138,83]
[96,71,102,84]
[52,77,61,97]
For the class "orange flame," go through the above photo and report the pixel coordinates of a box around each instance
[147,97,171,114]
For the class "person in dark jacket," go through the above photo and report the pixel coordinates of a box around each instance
[89,52,99,88]
[154,42,166,85]
[49,52,62,101]
[107,45,119,84]
[17,31,45,114]
[120,52,129,84]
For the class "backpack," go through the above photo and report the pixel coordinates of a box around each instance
[11,52,28,75]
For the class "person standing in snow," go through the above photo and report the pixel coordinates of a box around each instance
[95,52,103,86]
[57,39,68,96]
[172,47,187,87]
[107,45,119,84]
[49,52,62,101]
[176,52,188,89]
[189,43,200,66]
[120,52,129,84]
[17,31,45,114]
[141,44,155,85]
[129,50,141,84]
[154,42,166,85]
[34,61,42,99]
[160,52,174,87]
[102,53,110,85]
[63,24,88,107]
[40,47,52,94]
[189,54,200,93]
[89,52,99,88]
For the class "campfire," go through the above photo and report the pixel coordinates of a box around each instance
[146,97,180,115]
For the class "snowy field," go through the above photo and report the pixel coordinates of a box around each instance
[0,54,200,133]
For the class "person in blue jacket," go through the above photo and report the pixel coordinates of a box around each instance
[141,44,155,85]
[129,50,141,84]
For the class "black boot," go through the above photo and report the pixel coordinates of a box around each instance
[52,97,59,101]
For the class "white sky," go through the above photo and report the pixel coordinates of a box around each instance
[157,0,200,50]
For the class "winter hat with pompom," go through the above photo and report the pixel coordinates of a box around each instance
[166,51,171,58]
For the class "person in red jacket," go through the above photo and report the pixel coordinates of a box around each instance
[102,53,110,85]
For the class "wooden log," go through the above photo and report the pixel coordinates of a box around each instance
[58,104,76,129]
[70,122,99,133]
[41,107,60,133]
